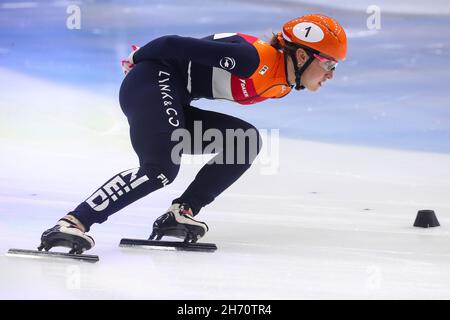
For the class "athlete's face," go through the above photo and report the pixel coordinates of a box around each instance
[301,57,334,92]
[287,49,335,92]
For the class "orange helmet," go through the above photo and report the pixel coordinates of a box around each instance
[282,14,347,61]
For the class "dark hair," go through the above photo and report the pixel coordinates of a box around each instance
[270,32,285,50]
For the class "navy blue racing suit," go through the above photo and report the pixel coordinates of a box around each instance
[69,34,285,231]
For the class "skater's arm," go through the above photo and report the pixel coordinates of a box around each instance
[133,35,259,78]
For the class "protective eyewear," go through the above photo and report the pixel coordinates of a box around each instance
[313,53,338,72]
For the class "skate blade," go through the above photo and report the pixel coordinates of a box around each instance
[6,248,99,263]
[119,238,217,252]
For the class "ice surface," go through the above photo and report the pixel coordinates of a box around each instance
[1,137,450,299]
[1,1,450,299]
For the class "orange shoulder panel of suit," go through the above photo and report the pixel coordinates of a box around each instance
[247,38,291,99]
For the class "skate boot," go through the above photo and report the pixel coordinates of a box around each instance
[149,203,209,243]
[38,215,95,254]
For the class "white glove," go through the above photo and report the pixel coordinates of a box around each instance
[121,45,140,75]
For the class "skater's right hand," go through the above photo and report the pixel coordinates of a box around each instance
[121,45,140,75]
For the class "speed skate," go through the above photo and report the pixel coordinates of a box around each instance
[6,219,99,263]
[119,203,217,252]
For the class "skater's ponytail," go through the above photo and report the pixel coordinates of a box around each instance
[270,32,286,50]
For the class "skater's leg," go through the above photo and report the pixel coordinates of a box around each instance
[69,154,179,231]
[149,106,261,242]
[65,61,187,232]
[173,106,262,215]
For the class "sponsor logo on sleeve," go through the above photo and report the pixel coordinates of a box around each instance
[240,79,249,98]
[219,57,236,70]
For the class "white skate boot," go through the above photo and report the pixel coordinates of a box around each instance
[149,203,209,243]
[39,215,95,254]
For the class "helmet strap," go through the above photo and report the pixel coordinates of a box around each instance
[284,45,316,91]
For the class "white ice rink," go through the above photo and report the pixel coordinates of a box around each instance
[2,129,450,299]
[1,0,450,299]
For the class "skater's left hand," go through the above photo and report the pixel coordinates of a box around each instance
[121,45,140,75]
